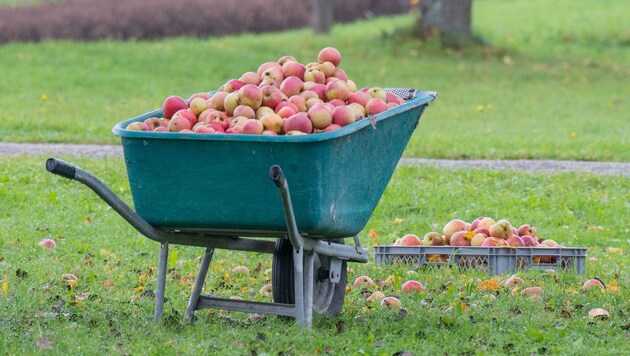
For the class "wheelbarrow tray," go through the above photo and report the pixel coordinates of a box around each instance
[112,90,436,238]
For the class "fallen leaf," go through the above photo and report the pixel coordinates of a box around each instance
[36,337,53,349]
[1,281,8,293]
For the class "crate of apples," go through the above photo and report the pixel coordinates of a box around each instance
[393,217,562,249]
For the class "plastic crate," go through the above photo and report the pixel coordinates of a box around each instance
[373,246,587,274]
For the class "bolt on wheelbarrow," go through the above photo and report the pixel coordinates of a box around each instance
[45,89,436,328]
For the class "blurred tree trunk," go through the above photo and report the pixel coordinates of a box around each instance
[415,0,476,47]
[313,0,333,34]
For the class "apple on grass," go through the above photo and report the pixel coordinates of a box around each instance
[353,276,374,288]
[379,296,401,309]
[401,280,425,293]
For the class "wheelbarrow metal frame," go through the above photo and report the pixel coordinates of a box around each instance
[46,158,367,328]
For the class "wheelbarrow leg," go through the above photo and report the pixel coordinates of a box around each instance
[292,246,306,327]
[183,248,215,324]
[154,242,169,321]
[303,250,315,328]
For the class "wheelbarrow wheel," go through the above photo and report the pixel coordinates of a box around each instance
[272,237,347,317]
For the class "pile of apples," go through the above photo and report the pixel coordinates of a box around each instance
[393,217,564,248]
[125,47,406,135]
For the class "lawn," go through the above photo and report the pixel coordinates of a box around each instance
[0,0,628,161]
[0,0,629,354]
[0,156,628,354]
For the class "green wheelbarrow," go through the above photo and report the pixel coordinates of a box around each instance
[46,89,436,328]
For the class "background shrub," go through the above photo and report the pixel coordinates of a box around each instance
[0,0,409,43]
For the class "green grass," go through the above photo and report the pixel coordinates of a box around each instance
[1,156,628,354]
[0,0,628,161]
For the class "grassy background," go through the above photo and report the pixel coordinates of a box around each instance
[0,0,628,161]
[0,156,628,354]
[0,0,629,354]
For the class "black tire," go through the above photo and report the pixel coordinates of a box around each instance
[272,237,347,317]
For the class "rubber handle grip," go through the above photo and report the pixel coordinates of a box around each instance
[269,165,285,188]
[46,158,77,180]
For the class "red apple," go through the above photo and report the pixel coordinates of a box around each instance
[470,233,487,246]
[325,80,351,101]
[401,280,425,293]
[450,231,472,246]
[304,69,325,84]
[238,84,263,109]
[473,227,490,236]
[168,113,193,132]
[239,71,261,86]
[366,291,385,303]
[520,235,539,247]
[352,275,374,288]
[443,219,468,242]
[477,217,495,230]
[126,122,149,131]
[209,91,228,111]
[283,112,312,134]
[259,113,284,133]
[259,85,283,110]
[518,224,537,238]
[481,237,508,247]
[307,103,333,130]
[422,232,444,246]
[331,106,356,127]
[242,119,264,135]
[38,238,56,248]
[318,47,341,67]
[161,95,187,120]
[348,91,372,107]
[288,95,307,112]
[223,91,240,116]
[280,76,304,97]
[323,124,342,132]
[582,278,605,292]
[257,61,282,77]
[282,61,306,79]
[379,296,401,309]
[365,98,388,115]
[399,233,422,246]
[506,235,525,247]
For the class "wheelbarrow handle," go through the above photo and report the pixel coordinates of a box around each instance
[46,158,77,180]
[269,165,286,187]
